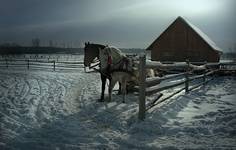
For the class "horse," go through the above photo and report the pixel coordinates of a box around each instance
[108,67,157,103]
[108,69,139,103]
[84,42,133,102]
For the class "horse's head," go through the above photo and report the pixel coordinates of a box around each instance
[84,42,105,67]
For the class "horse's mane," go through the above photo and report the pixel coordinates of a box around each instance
[90,43,106,49]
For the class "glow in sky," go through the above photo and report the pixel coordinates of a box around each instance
[0,0,235,50]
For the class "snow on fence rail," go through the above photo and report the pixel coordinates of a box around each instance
[138,55,221,120]
[0,58,84,71]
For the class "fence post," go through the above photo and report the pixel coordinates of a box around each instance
[203,71,206,85]
[138,54,146,120]
[185,59,190,93]
[203,61,207,85]
[5,59,8,68]
[27,59,30,69]
[53,60,56,71]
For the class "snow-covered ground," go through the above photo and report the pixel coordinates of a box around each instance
[0,56,236,150]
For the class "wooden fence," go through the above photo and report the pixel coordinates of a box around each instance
[0,59,84,71]
[138,55,223,120]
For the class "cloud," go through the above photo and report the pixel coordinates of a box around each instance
[0,0,235,49]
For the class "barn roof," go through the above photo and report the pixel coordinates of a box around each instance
[147,16,222,52]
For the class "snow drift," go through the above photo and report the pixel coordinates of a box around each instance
[0,57,236,149]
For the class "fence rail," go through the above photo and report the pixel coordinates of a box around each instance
[0,58,84,71]
[137,55,234,120]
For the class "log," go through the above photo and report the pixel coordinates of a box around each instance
[146,87,185,111]
[146,79,185,96]
[138,55,146,120]
[146,72,186,87]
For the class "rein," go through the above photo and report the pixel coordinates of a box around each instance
[85,44,133,78]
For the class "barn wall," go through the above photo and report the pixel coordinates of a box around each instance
[150,18,220,62]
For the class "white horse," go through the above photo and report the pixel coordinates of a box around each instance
[108,68,155,103]
[108,70,139,103]
[84,42,133,101]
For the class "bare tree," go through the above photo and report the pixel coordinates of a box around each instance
[32,38,40,47]
[234,43,236,53]
[49,40,53,47]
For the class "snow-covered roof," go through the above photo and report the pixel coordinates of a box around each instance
[147,16,222,52]
[182,17,222,52]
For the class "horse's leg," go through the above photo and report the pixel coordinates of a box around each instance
[121,80,127,103]
[108,78,116,102]
[126,83,129,94]
[100,73,106,102]
[117,82,122,95]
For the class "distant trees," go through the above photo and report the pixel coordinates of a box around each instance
[49,40,53,47]
[0,39,82,49]
[32,38,40,47]
[228,43,236,53]
[0,42,21,47]
[234,43,236,53]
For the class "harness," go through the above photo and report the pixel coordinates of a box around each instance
[90,46,134,78]
[110,56,130,71]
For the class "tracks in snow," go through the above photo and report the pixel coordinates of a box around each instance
[0,70,86,143]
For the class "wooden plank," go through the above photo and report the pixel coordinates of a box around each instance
[220,62,236,66]
[146,61,188,70]
[24,60,53,63]
[57,61,84,64]
[185,72,189,93]
[146,72,186,87]
[189,78,213,91]
[206,63,220,67]
[146,79,185,96]
[205,70,216,76]
[188,70,217,82]
[146,93,163,107]
[160,72,186,81]
[53,60,56,71]
[146,86,186,111]
[4,63,27,66]
[5,59,8,68]
[185,60,190,93]
[189,74,204,81]
[56,64,84,68]
[138,55,146,120]
[27,59,29,69]
[145,76,161,87]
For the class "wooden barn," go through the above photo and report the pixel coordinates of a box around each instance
[147,16,222,62]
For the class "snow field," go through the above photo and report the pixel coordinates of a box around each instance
[0,61,236,149]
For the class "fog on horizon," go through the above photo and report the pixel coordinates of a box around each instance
[0,0,235,51]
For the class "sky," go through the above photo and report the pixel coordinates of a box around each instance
[0,0,235,51]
